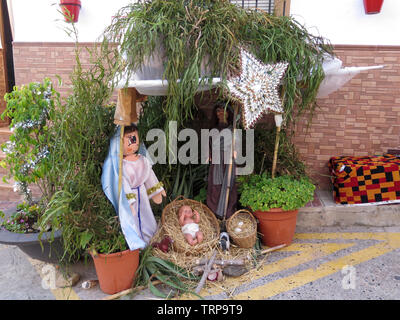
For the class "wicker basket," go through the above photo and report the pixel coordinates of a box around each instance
[226,209,257,249]
[161,196,220,255]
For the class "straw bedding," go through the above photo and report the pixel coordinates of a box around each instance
[151,198,258,271]
[160,197,220,255]
[152,224,257,267]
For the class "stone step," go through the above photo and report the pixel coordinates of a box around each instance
[0,127,20,202]
[0,126,11,145]
[0,174,42,203]
[0,151,6,175]
[0,177,24,202]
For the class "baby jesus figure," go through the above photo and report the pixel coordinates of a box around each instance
[178,205,204,246]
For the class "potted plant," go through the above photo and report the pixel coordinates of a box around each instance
[238,174,315,247]
[363,0,384,14]
[0,79,64,263]
[40,190,139,294]
[60,0,82,23]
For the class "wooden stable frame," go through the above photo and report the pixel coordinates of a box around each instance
[115,87,148,198]
[274,0,291,16]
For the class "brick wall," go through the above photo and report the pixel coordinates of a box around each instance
[292,45,400,189]
[12,43,400,190]
[13,42,95,98]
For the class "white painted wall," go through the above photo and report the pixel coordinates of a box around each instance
[11,0,134,42]
[10,0,400,45]
[290,0,400,46]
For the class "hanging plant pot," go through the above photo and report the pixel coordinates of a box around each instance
[91,249,139,295]
[60,0,82,23]
[363,0,384,14]
[253,208,298,247]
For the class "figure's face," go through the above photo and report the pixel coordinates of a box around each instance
[180,205,193,218]
[123,130,139,155]
[216,107,228,123]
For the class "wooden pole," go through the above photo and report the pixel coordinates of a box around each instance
[195,250,217,294]
[195,258,245,266]
[271,125,281,179]
[221,104,238,228]
[102,280,163,300]
[260,244,286,255]
[272,113,283,179]
[118,125,125,199]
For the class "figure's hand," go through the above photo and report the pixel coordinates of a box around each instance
[194,210,200,223]
[179,213,185,227]
[151,189,166,204]
[152,193,163,204]
[130,204,137,216]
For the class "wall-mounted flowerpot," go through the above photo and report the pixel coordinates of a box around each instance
[60,0,82,23]
[253,208,298,247]
[91,249,139,295]
[363,0,384,14]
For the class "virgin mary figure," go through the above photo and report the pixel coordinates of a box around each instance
[101,124,166,251]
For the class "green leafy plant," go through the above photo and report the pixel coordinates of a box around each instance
[101,0,333,201]
[134,246,201,299]
[238,174,315,211]
[253,122,307,179]
[104,0,333,135]
[0,203,42,233]
[0,78,59,205]
[37,24,127,260]
[137,95,209,209]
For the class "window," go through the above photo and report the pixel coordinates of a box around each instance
[229,0,290,16]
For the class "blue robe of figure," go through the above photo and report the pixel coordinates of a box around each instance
[101,127,163,251]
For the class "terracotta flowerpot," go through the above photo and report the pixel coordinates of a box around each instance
[60,0,82,23]
[253,208,298,247]
[363,0,384,14]
[91,248,139,295]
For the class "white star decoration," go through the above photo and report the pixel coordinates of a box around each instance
[227,48,288,129]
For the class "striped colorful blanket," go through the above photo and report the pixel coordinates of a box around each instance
[329,154,400,204]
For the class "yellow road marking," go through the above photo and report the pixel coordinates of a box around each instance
[27,258,80,300]
[294,232,400,248]
[233,241,396,299]
[294,232,400,242]
[231,232,400,300]
[50,286,81,301]
[200,242,354,297]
